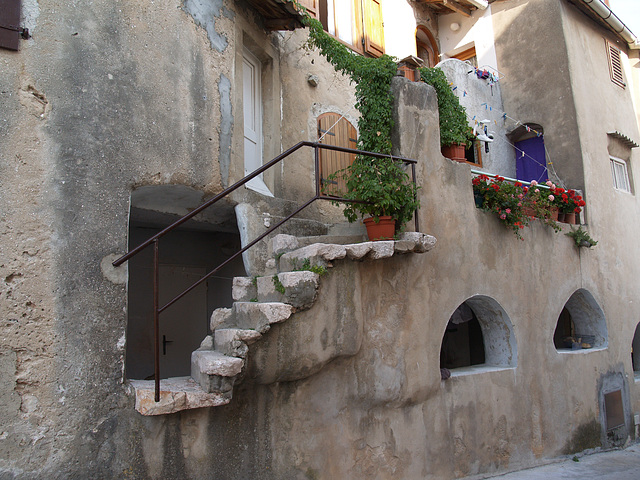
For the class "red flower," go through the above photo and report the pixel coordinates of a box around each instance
[492,184,500,191]
[514,182,522,187]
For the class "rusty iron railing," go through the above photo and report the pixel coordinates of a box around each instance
[113,141,419,401]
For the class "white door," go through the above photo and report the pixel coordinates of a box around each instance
[243,49,273,196]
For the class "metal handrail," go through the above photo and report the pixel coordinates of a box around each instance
[113,141,419,401]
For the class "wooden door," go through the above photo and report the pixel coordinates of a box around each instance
[318,113,357,197]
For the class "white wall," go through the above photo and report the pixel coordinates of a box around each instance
[438,5,499,72]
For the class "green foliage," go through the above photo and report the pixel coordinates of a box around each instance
[272,275,286,294]
[249,297,258,302]
[418,67,472,147]
[305,17,419,228]
[565,226,598,248]
[251,276,258,287]
[305,17,396,155]
[300,258,327,276]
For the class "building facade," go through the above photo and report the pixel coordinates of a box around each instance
[1,0,639,478]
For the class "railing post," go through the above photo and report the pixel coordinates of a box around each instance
[314,144,320,198]
[411,163,420,232]
[153,239,160,402]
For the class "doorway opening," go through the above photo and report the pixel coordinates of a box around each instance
[125,185,246,380]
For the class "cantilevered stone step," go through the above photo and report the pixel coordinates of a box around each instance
[256,271,319,309]
[130,377,231,416]
[232,277,257,302]
[191,349,244,394]
[214,328,263,358]
[210,307,233,331]
[216,302,295,333]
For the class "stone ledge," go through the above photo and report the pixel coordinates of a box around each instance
[130,377,231,416]
[278,232,437,271]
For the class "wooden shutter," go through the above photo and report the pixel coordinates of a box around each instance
[607,41,625,88]
[298,0,318,18]
[362,0,384,58]
[318,113,357,196]
[0,0,21,51]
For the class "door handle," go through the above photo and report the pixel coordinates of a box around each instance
[162,335,173,355]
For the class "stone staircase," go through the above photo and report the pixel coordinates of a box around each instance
[130,232,436,415]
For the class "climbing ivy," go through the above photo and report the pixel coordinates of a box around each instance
[303,16,419,228]
[304,16,397,155]
[418,67,472,147]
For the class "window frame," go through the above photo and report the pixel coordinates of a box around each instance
[610,155,631,193]
[318,0,385,58]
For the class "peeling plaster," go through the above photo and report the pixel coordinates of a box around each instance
[183,0,234,52]
[218,74,233,186]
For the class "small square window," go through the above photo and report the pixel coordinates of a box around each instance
[610,156,631,193]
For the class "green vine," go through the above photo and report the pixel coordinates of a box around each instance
[304,17,396,155]
[272,275,286,294]
[304,16,419,228]
[419,67,472,147]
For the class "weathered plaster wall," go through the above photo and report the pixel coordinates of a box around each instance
[491,0,584,189]
[559,1,640,431]
[438,58,514,176]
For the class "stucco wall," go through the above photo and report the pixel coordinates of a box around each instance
[491,0,585,189]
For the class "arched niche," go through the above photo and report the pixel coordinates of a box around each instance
[631,323,640,377]
[440,296,517,376]
[553,289,607,352]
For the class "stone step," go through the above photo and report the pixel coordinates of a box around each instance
[221,302,295,333]
[130,377,232,416]
[232,277,257,302]
[256,271,320,309]
[214,328,263,358]
[191,349,244,394]
[210,307,233,331]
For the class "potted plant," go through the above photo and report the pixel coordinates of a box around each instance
[523,181,561,232]
[419,67,473,162]
[328,156,420,240]
[565,226,598,248]
[472,174,530,239]
[551,186,585,224]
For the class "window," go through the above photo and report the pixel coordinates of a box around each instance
[452,46,477,68]
[606,40,626,88]
[553,289,607,352]
[317,113,357,196]
[439,296,517,378]
[318,0,384,57]
[464,140,482,166]
[632,323,640,378]
[243,49,273,197]
[610,156,631,193]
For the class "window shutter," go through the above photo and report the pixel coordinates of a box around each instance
[607,41,625,88]
[0,0,21,51]
[362,0,384,58]
[318,113,357,196]
[298,0,318,18]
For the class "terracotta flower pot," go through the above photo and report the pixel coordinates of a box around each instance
[441,143,466,163]
[363,216,396,241]
[563,212,576,224]
[550,207,559,221]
